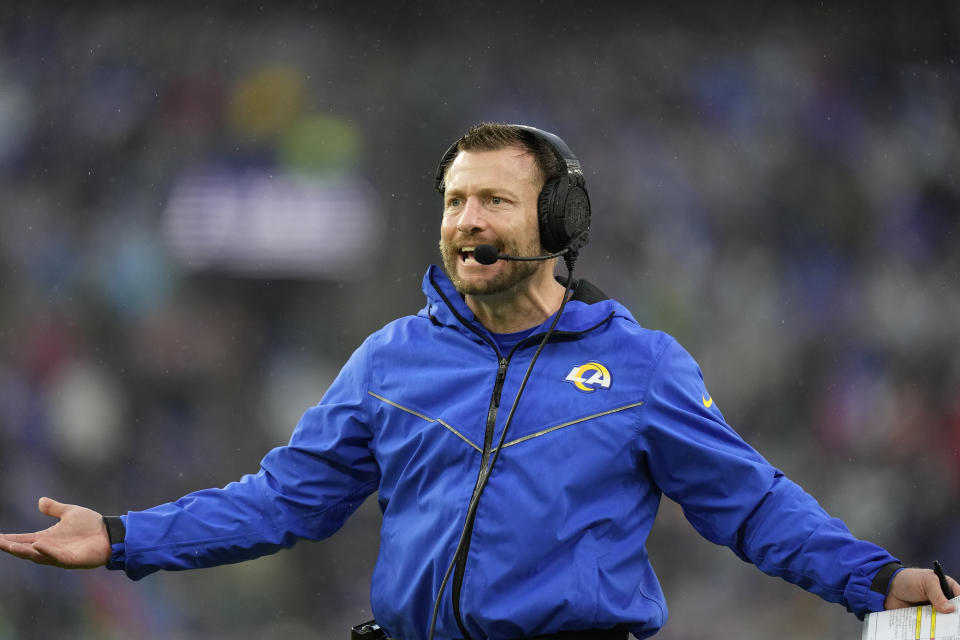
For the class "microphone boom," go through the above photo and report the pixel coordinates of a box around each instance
[473,244,567,265]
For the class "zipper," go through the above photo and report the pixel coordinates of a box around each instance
[451,354,509,639]
[486,358,509,454]
[447,330,609,638]
[426,271,614,638]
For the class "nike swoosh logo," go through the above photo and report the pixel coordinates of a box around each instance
[702,395,713,408]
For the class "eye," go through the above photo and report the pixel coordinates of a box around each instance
[489,196,502,205]
[446,196,463,208]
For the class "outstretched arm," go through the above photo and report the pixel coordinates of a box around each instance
[0,497,110,569]
[886,567,960,614]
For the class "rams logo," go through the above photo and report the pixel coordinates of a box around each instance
[564,362,612,393]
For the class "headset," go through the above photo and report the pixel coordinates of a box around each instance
[434,124,592,268]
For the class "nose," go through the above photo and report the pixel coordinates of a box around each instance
[455,196,487,234]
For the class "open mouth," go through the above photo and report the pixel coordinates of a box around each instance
[459,247,477,264]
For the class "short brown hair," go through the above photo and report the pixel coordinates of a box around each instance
[441,122,564,190]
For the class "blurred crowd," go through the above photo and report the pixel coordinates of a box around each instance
[1,3,958,639]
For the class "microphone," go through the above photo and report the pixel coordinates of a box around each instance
[473,244,568,265]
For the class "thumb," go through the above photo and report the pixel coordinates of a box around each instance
[38,497,66,519]
[929,574,956,614]
[935,599,956,614]
[931,590,954,614]
[934,585,957,614]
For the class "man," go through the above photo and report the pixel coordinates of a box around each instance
[1,124,957,639]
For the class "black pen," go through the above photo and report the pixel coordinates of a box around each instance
[934,560,955,599]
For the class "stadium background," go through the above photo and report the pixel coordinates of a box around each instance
[1,2,958,638]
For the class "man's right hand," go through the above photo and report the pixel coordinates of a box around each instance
[0,497,111,569]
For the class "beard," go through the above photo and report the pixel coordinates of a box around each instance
[438,235,544,296]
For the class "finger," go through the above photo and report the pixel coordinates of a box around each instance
[30,540,71,566]
[38,497,66,519]
[947,576,960,601]
[0,540,50,563]
[934,596,956,614]
[935,599,956,613]
[929,574,955,613]
[0,533,39,544]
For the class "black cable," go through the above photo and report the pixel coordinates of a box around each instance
[426,263,577,640]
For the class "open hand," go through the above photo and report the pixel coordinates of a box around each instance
[0,497,110,569]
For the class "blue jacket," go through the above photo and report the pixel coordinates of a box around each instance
[108,265,896,639]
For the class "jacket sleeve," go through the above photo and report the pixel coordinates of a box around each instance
[108,339,381,581]
[639,337,896,618]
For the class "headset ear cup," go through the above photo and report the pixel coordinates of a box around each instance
[538,177,590,254]
[562,183,591,253]
[537,178,563,253]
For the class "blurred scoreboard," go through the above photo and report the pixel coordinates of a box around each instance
[163,167,381,279]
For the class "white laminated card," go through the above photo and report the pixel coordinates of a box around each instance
[863,598,960,640]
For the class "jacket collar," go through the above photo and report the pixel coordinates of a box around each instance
[419,264,633,342]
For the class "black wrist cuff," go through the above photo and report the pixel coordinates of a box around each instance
[103,516,126,545]
[870,561,903,594]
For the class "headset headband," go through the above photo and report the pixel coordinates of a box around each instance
[434,125,582,194]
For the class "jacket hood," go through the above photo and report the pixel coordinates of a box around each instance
[418,264,637,343]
